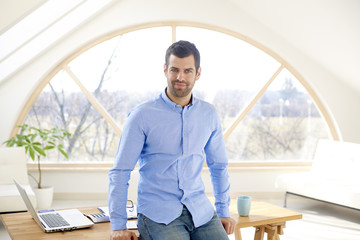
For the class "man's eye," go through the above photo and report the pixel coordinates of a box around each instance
[170,68,178,72]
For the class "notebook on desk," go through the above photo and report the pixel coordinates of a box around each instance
[13,178,94,233]
[98,205,137,219]
[95,205,138,229]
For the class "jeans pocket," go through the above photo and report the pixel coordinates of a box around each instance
[137,213,152,240]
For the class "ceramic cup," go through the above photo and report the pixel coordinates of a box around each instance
[237,196,251,216]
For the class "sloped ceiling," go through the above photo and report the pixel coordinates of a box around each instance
[1,0,359,91]
[230,0,360,91]
[0,0,46,32]
[0,0,114,83]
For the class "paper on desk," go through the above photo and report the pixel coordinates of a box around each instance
[98,205,137,219]
[98,206,110,215]
[126,220,138,229]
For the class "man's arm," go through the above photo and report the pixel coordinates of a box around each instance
[108,109,145,232]
[206,127,236,234]
[206,123,236,234]
[204,110,233,229]
[204,115,231,218]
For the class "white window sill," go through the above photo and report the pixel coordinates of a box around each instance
[27,161,312,172]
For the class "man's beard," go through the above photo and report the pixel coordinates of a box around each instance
[169,81,193,98]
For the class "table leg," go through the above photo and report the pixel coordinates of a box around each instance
[277,224,284,235]
[265,225,277,240]
[234,225,242,240]
[264,222,285,240]
[254,226,265,240]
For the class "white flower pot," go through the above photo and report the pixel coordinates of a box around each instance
[33,186,54,210]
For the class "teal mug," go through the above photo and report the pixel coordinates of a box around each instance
[237,196,251,216]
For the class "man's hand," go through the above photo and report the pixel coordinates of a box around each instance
[220,217,236,235]
[110,230,139,240]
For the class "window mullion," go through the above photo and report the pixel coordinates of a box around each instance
[172,25,176,43]
[64,65,122,136]
[223,64,284,140]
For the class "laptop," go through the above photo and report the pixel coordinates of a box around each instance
[13,178,94,232]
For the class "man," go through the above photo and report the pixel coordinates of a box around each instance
[109,40,235,240]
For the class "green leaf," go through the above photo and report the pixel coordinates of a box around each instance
[4,124,71,162]
[30,134,37,141]
[29,147,35,160]
[16,141,26,147]
[58,147,69,159]
[19,124,28,132]
[3,139,14,146]
[16,134,23,140]
[33,146,46,157]
[44,145,55,150]
[29,126,40,132]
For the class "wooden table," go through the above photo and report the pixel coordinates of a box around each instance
[1,200,301,240]
[229,200,302,240]
[0,207,131,240]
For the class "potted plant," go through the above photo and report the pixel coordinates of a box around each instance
[3,124,71,209]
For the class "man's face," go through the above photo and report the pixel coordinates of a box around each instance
[164,54,201,100]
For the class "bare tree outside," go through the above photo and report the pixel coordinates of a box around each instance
[223,77,326,161]
[25,38,127,161]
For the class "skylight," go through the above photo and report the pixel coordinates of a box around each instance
[0,0,83,61]
[0,0,112,82]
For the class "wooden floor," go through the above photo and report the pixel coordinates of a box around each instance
[1,195,359,240]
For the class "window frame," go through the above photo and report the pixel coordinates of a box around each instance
[12,22,339,169]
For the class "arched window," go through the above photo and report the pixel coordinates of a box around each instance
[23,25,332,162]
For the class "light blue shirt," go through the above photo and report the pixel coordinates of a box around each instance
[108,90,230,231]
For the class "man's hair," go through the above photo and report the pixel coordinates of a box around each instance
[165,40,200,73]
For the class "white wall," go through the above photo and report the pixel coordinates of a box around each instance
[29,168,305,200]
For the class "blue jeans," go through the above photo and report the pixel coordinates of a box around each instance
[137,206,229,240]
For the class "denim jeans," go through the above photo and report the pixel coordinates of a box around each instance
[137,206,229,240]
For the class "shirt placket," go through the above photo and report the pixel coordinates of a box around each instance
[174,105,184,216]
[182,107,188,157]
[178,107,186,190]
[179,107,189,211]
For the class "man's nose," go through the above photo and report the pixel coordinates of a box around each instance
[177,72,184,81]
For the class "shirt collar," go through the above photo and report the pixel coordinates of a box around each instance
[161,88,196,110]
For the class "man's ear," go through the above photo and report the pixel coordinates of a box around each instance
[195,67,202,81]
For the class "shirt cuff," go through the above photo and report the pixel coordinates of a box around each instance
[216,206,230,218]
[110,217,127,231]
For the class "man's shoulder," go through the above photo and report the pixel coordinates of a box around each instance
[194,98,217,112]
[130,95,162,114]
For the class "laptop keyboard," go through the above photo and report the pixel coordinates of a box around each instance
[40,213,70,228]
